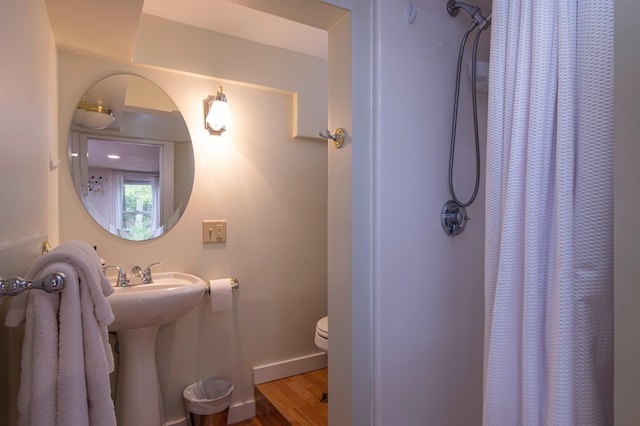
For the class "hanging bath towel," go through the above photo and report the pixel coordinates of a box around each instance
[5,240,116,426]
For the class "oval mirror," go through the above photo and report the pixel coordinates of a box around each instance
[67,74,194,241]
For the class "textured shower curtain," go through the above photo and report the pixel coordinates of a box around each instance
[483,1,613,425]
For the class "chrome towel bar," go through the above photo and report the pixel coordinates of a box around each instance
[0,272,66,297]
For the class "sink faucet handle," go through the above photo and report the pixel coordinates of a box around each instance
[104,265,129,287]
[142,262,163,284]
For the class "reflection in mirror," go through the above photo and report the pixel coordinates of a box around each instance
[68,74,194,241]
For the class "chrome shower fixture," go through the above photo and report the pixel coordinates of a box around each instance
[447,0,490,28]
[441,201,468,236]
[441,0,491,237]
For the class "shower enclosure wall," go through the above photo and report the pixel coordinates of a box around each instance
[371,0,489,423]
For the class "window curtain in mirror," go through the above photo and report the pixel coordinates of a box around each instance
[106,172,124,234]
[150,175,160,231]
[69,132,85,195]
[483,1,613,424]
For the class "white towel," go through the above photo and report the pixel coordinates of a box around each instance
[5,240,116,426]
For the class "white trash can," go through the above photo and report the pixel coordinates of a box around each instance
[183,378,234,426]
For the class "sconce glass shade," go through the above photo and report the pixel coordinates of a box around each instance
[73,102,115,129]
[204,86,229,135]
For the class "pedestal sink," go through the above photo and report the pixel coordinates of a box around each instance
[107,272,207,426]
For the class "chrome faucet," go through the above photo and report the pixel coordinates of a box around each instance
[105,262,162,287]
[104,266,129,287]
[142,262,162,284]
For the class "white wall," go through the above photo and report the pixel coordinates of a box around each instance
[327,12,353,425]
[325,0,488,423]
[134,14,328,140]
[345,0,375,423]
[55,51,328,423]
[614,0,640,424]
[0,0,58,424]
[0,1,497,424]
[372,0,487,423]
[0,3,330,423]
[0,0,59,271]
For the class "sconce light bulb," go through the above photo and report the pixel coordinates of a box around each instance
[205,86,230,135]
[206,101,229,133]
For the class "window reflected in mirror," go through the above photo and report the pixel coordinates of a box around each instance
[122,179,156,240]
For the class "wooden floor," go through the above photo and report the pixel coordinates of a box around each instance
[230,368,328,426]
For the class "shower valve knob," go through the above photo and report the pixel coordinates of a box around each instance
[441,200,468,237]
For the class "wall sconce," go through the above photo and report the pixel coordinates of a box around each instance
[73,102,115,129]
[204,86,229,135]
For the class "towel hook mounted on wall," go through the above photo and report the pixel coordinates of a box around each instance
[319,128,345,148]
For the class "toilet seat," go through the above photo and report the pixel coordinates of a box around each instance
[314,316,328,352]
[316,316,328,338]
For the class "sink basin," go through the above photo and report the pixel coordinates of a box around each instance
[107,272,206,331]
[105,271,207,426]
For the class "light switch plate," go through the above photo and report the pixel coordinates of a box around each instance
[202,220,226,244]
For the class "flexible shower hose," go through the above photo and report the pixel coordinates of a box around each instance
[448,22,487,208]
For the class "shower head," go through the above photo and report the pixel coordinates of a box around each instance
[447,0,479,17]
[447,0,490,28]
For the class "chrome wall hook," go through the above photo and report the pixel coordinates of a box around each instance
[319,128,345,148]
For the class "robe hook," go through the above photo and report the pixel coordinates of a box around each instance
[319,128,345,148]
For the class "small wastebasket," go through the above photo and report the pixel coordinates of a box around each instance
[183,378,234,426]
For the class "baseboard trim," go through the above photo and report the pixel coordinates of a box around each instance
[228,399,257,424]
[252,352,328,385]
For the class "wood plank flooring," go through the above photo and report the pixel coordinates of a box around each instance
[230,368,328,426]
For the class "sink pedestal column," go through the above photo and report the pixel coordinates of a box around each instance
[115,327,164,426]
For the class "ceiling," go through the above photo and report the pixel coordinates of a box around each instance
[87,138,160,173]
[44,0,347,61]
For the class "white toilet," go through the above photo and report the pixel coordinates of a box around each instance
[314,316,328,352]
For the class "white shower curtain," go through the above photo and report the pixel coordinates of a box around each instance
[483,1,613,425]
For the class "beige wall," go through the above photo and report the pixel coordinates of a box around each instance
[0,0,58,424]
[327,12,353,426]
[0,1,330,423]
[56,50,328,423]
[134,14,328,140]
[0,0,59,271]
